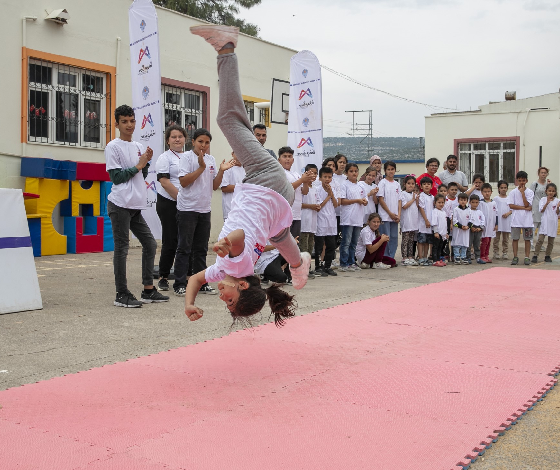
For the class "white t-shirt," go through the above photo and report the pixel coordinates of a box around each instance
[417,192,434,234]
[285,169,304,220]
[506,187,535,228]
[479,200,497,238]
[301,185,320,233]
[177,150,218,213]
[399,191,418,233]
[220,166,246,220]
[451,206,471,247]
[470,189,483,200]
[431,208,448,239]
[539,197,559,237]
[495,196,512,233]
[155,149,182,200]
[315,183,339,237]
[358,181,377,224]
[444,197,458,219]
[105,138,146,210]
[355,225,377,264]
[205,183,293,283]
[341,180,366,227]
[254,244,280,275]
[377,179,401,222]
[332,173,347,216]
[470,209,485,229]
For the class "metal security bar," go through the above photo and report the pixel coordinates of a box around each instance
[28,59,109,148]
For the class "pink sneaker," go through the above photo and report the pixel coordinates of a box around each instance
[290,252,311,290]
[190,25,239,52]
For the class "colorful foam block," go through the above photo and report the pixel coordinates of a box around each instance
[99,181,113,216]
[60,181,100,217]
[103,216,113,252]
[21,157,77,181]
[64,216,104,254]
[76,162,111,182]
[27,218,42,257]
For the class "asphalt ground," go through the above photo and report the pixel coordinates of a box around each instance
[1,246,560,469]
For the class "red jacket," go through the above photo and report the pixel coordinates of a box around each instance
[416,173,442,197]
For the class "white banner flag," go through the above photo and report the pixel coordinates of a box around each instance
[287,51,323,174]
[129,0,163,238]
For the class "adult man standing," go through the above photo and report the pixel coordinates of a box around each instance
[253,123,277,158]
[438,155,468,192]
[416,157,442,197]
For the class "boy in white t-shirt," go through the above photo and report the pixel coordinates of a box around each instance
[376,161,401,259]
[220,152,245,221]
[314,166,340,276]
[507,170,535,265]
[417,176,434,266]
[468,195,486,265]
[300,164,320,278]
[493,180,512,260]
[105,104,169,308]
[445,182,459,261]
[431,194,449,266]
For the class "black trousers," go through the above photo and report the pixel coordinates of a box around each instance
[155,193,178,278]
[173,211,211,289]
[263,255,289,283]
[314,235,337,269]
[433,235,445,261]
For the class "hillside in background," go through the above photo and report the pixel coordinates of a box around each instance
[323,137,425,161]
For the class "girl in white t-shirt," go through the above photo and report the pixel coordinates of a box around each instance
[358,167,379,225]
[398,176,419,266]
[185,27,310,327]
[493,180,512,259]
[533,183,560,263]
[339,163,368,270]
[356,213,395,269]
[377,161,401,259]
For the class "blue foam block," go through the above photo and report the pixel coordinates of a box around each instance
[99,181,113,216]
[103,216,114,252]
[21,157,77,181]
[27,218,42,257]
[64,217,78,254]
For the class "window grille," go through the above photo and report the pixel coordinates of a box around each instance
[458,141,516,184]
[162,85,205,152]
[28,59,109,148]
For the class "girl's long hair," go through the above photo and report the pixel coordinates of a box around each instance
[367,212,382,237]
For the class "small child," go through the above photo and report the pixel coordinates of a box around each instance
[493,180,512,260]
[444,182,459,260]
[300,164,320,276]
[532,183,559,263]
[479,183,498,264]
[398,175,419,266]
[358,166,379,225]
[452,193,472,264]
[468,194,486,264]
[356,213,396,269]
[340,163,368,271]
[417,176,434,266]
[314,166,339,277]
[437,183,448,198]
[220,152,246,221]
[377,161,401,259]
[431,194,449,267]
[467,173,485,200]
[507,170,535,266]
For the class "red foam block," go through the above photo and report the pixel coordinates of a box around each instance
[76,162,111,182]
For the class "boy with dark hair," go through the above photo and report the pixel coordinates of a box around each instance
[479,182,498,263]
[468,194,486,264]
[300,163,320,278]
[314,166,339,276]
[444,182,459,260]
[417,176,434,266]
[451,193,471,264]
[105,104,169,307]
[507,170,534,265]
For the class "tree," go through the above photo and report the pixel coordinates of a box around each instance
[155,0,261,37]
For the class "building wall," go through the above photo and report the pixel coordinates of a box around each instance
[2,0,296,241]
[425,93,560,188]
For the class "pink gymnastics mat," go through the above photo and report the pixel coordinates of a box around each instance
[2,268,559,470]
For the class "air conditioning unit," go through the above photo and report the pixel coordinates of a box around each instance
[45,9,70,25]
[505,91,516,101]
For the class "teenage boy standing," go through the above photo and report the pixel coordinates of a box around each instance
[508,171,535,265]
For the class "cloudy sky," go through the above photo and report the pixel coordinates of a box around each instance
[241,0,560,137]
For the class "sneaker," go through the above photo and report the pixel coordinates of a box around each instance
[308,270,316,279]
[351,264,361,271]
[408,259,419,266]
[545,256,553,263]
[468,258,472,265]
[324,267,338,276]
[511,257,519,265]
[290,252,311,290]
[420,260,430,266]
[199,285,218,295]
[433,260,444,267]
[476,258,486,264]
[360,262,370,269]
[524,257,531,266]
[454,259,462,265]
[483,257,492,263]
[157,278,169,291]
[339,266,349,272]
[331,259,339,268]
[316,267,329,277]
[174,286,186,296]
[502,253,509,260]
[461,258,469,265]
[493,253,500,260]
[531,256,538,264]
[374,262,391,269]
[114,291,143,308]
[141,287,170,303]
[190,25,239,52]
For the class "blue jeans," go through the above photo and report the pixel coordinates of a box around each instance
[378,221,398,259]
[453,245,468,259]
[340,225,361,266]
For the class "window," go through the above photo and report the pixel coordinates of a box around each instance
[162,84,206,151]
[243,100,270,128]
[27,59,109,148]
[458,141,516,184]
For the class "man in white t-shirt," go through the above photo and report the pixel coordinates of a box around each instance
[105,105,169,308]
[507,170,535,265]
[220,152,246,221]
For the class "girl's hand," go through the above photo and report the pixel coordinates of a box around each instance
[197,150,206,169]
[425,220,431,228]
[381,234,390,243]
[213,236,232,258]
[314,204,321,212]
[186,305,203,321]
[220,158,235,172]
[362,198,368,206]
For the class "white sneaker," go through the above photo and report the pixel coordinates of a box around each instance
[331,259,339,267]
[190,25,239,52]
[374,262,391,270]
[351,264,361,271]
[408,259,419,266]
[339,266,349,272]
[360,262,370,269]
[290,252,311,290]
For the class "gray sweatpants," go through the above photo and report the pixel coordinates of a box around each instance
[216,52,301,266]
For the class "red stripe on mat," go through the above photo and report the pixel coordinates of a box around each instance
[1,268,559,470]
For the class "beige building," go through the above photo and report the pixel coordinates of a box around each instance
[2,0,295,241]
[425,92,560,187]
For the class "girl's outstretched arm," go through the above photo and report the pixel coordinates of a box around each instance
[213,229,245,258]
[185,270,207,321]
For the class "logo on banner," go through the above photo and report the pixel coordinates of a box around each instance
[145,180,157,193]
[302,117,309,127]
[141,113,154,129]
[297,137,314,148]
[302,68,308,78]
[140,19,146,32]
[299,88,313,100]
[142,86,150,100]
[138,62,152,75]
[138,46,151,64]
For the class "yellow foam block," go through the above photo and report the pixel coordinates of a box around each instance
[70,181,100,216]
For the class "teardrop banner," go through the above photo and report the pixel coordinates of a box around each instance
[287,51,323,174]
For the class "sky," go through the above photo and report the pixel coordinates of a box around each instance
[240,0,560,137]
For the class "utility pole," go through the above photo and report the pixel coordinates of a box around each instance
[345,110,373,159]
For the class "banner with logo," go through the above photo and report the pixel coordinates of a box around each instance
[287,51,323,174]
[129,0,163,238]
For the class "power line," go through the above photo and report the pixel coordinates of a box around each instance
[321,65,457,111]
